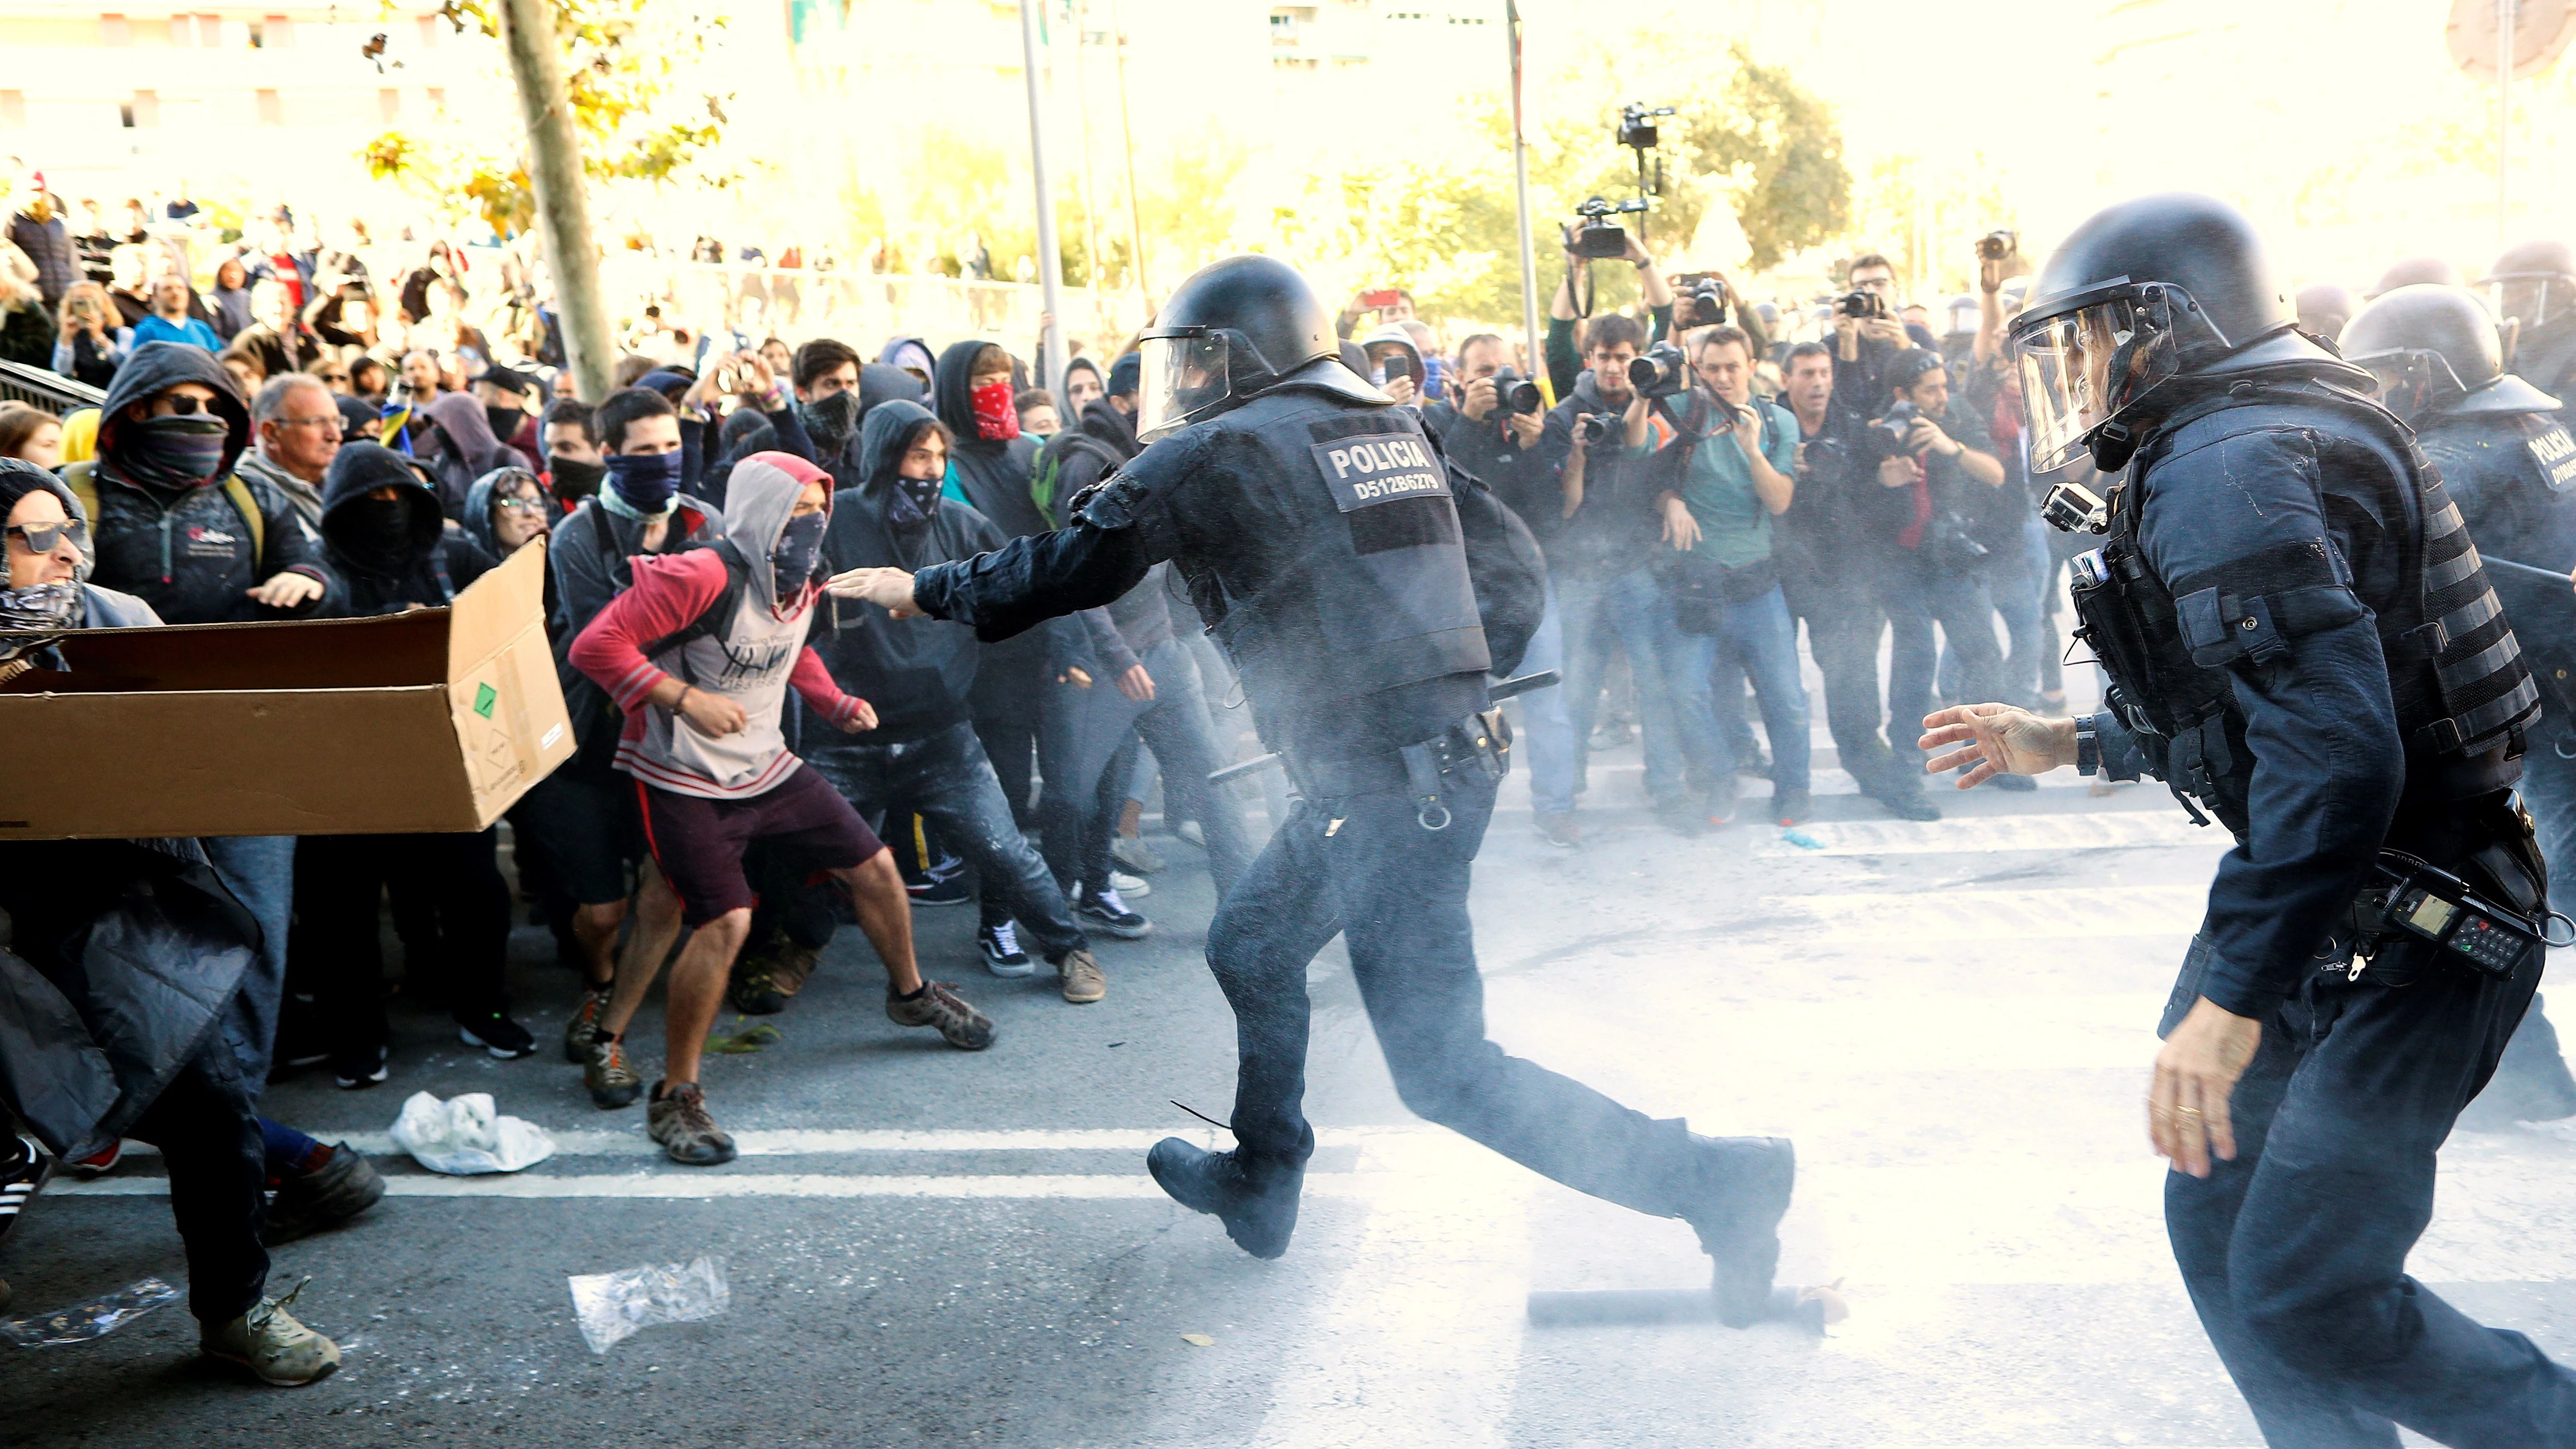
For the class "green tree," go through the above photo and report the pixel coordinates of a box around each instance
[362,0,734,235]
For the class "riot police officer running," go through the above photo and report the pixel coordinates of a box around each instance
[831,255,1805,1327]
[2341,281,2576,1128]
[1922,195,2576,1446]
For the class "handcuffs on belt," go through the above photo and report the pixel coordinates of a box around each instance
[1395,709,1512,831]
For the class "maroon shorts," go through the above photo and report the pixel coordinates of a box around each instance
[636,766,885,928]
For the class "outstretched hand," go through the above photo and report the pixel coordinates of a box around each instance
[826,566,922,619]
[1917,703,2077,788]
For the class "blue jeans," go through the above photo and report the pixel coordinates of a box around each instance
[1554,565,1690,807]
[1039,637,1254,898]
[1660,582,1811,799]
[1512,581,1578,816]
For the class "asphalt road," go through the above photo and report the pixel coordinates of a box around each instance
[10,669,2576,1447]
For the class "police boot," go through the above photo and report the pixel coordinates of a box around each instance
[1679,1134,1796,1328]
[1147,1129,1309,1261]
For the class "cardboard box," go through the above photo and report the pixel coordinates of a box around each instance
[0,540,573,839]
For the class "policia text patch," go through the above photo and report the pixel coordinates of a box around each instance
[1310,435,1450,513]
[2533,422,2576,494]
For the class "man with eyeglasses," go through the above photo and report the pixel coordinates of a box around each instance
[238,372,341,533]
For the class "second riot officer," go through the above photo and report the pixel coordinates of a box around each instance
[2342,281,2576,1128]
[1922,193,2576,1445]
[830,254,1812,1329]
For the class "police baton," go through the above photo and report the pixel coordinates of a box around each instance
[1207,670,1561,784]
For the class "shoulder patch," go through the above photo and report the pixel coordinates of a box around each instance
[1307,430,1449,514]
[2526,421,2576,492]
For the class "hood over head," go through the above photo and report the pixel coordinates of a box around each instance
[1075,395,1139,457]
[95,339,251,481]
[461,464,543,559]
[933,339,1016,447]
[722,450,834,619]
[857,399,940,494]
[878,336,936,382]
[421,390,509,473]
[859,362,928,421]
[1056,355,1104,416]
[320,441,446,575]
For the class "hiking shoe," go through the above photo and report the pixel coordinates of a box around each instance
[730,938,822,1016]
[1055,948,1107,1005]
[586,1036,645,1109]
[563,985,612,1063]
[457,1011,537,1060]
[201,1280,339,1386]
[1075,887,1152,939]
[1681,1134,1796,1328]
[1109,870,1151,900]
[1111,835,1164,875]
[907,873,973,907]
[70,1140,123,1176]
[887,981,995,1050]
[1147,1136,1306,1260]
[0,1135,51,1248]
[264,1144,385,1245]
[978,919,1035,978]
[1773,789,1811,827]
[1534,812,1582,848]
[646,1082,738,1166]
[331,1043,388,1091]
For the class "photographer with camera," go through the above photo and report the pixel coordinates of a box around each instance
[1544,231,1674,399]
[1869,349,2009,770]
[1631,324,1810,826]
[1541,311,1702,837]
[1831,252,1933,427]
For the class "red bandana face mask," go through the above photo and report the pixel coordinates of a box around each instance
[970,378,1021,442]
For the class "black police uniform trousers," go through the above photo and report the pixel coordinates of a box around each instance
[1211,765,1705,1215]
[2163,931,2576,1447]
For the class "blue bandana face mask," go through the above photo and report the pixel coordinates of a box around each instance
[602,451,682,517]
[771,509,828,604]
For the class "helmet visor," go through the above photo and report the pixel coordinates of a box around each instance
[1137,333,1232,442]
[2012,294,2184,473]
[2346,348,2464,422]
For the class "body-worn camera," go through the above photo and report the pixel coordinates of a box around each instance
[1491,367,1544,415]
[1628,341,1691,400]
[2040,478,2109,534]
[1839,290,1889,320]
[1569,196,1649,260]
[1574,412,1622,445]
[1976,229,2018,263]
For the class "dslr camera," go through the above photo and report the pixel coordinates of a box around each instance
[1574,412,1622,445]
[1976,229,2018,263]
[1569,195,1650,260]
[1676,273,1729,329]
[1490,366,1544,416]
[1874,398,1921,447]
[1839,289,1889,320]
[1626,341,1692,400]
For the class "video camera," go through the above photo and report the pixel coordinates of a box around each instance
[1490,366,1544,415]
[1569,195,1652,260]
[1627,341,1693,400]
[1617,102,1675,154]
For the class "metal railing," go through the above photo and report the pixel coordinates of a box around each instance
[0,359,108,417]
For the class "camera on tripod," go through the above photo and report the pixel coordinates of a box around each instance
[1617,102,1675,154]
[1568,196,1651,260]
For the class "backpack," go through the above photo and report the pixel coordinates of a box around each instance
[64,460,265,563]
[1031,431,1127,527]
[639,539,755,666]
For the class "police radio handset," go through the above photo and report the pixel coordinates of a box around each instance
[2369,853,2566,980]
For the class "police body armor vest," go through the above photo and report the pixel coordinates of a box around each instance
[2071,380,2538,836]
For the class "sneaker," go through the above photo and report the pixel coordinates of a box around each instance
[1772,789,1811,827]
[0,1135,51,1248]
[646,1081,738,1166]
[1875,791,1942,822]
[585,1036,645,1110]
[978,920,1035,978]
[201,1281,340,1386]
[1054,947,1107,1005]
[263,1144,386,1245]
[70,1140,123,1176]
[1147,1136,1306,1260]
[1175,819,1205,848]
[1681,1134,1796,1329]
[331,1043,389,1091]
[886,980,996,1050]
[457,1011,538,1060]
[1533,812,1582,848]
[907,873,974,908]
[1109,870,1151,900]
[562,984,613,1064]
[1076,887,1152,939]
[1656,800,1704,838]
[1735,751,1774,781]
[1111,835,1164,875]
[730,938,822,1015]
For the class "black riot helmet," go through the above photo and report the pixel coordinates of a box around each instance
[2487,238,2576,330]
[2294,282,2356,342]
[2339,283,2562,424]
[1136,254,1355,440]
[2009,193,2337,472]
[2364,255,2465,301]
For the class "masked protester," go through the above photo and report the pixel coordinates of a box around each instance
[76,341,336,624]
[833,256,1815,1332]
[571,451,995,1166]
[286,442,527,1094]
[931,340,1054,832]
[417,391,532,521]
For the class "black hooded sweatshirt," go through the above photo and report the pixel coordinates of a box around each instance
[803,399,1007,743]
[83,340,338,624]
[318,442,496,617]
[932,339,1047,539]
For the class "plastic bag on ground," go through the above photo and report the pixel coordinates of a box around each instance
[388,1091,555,1175]
[567,1256,729,1353]
[0,1276,182,1347]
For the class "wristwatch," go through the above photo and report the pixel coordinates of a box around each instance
[2075,715,2102,777]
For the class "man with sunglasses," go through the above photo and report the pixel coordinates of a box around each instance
[237,371,341,534]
